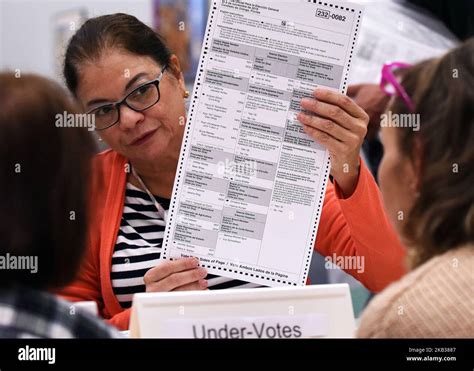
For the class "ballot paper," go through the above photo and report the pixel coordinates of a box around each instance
[161,0,364,286]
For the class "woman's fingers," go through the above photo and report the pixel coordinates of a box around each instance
[300,97,354,131]
[298,88,369,149]
[297,88,369,198]
[146,266,208,292]
[144,257,199,284]
[297,112,346,142]
[297,110,362,154]
[144,257,209,293]
[313,88,369,121]
[301,124,345,154]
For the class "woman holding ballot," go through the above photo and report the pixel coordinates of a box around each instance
[60,13,405,330]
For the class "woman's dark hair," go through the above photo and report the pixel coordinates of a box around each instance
[0,73,95,289]
[389,38,474,268]
[64,13,172,95]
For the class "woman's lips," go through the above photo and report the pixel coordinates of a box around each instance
[129,129,158,146]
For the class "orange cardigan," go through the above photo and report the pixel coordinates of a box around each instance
[60,150,406,331]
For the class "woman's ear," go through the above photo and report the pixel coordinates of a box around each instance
[168,54,186,93]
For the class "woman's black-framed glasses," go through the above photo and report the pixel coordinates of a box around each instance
[88,65,167,131]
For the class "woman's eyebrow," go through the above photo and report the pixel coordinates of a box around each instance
[86,72,150,108]
[124,72,149,92]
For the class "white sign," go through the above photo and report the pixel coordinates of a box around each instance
[130,284,355,338]
[160,314,328,339]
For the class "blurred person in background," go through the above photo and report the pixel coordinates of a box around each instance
[357,38,474,338]
[0,73,119,338]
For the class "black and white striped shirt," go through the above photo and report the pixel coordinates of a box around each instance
[111,183,263,309]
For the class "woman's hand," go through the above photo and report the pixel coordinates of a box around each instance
[348,83,390,140]
[144,257,208,292]
[297,88,369,198]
